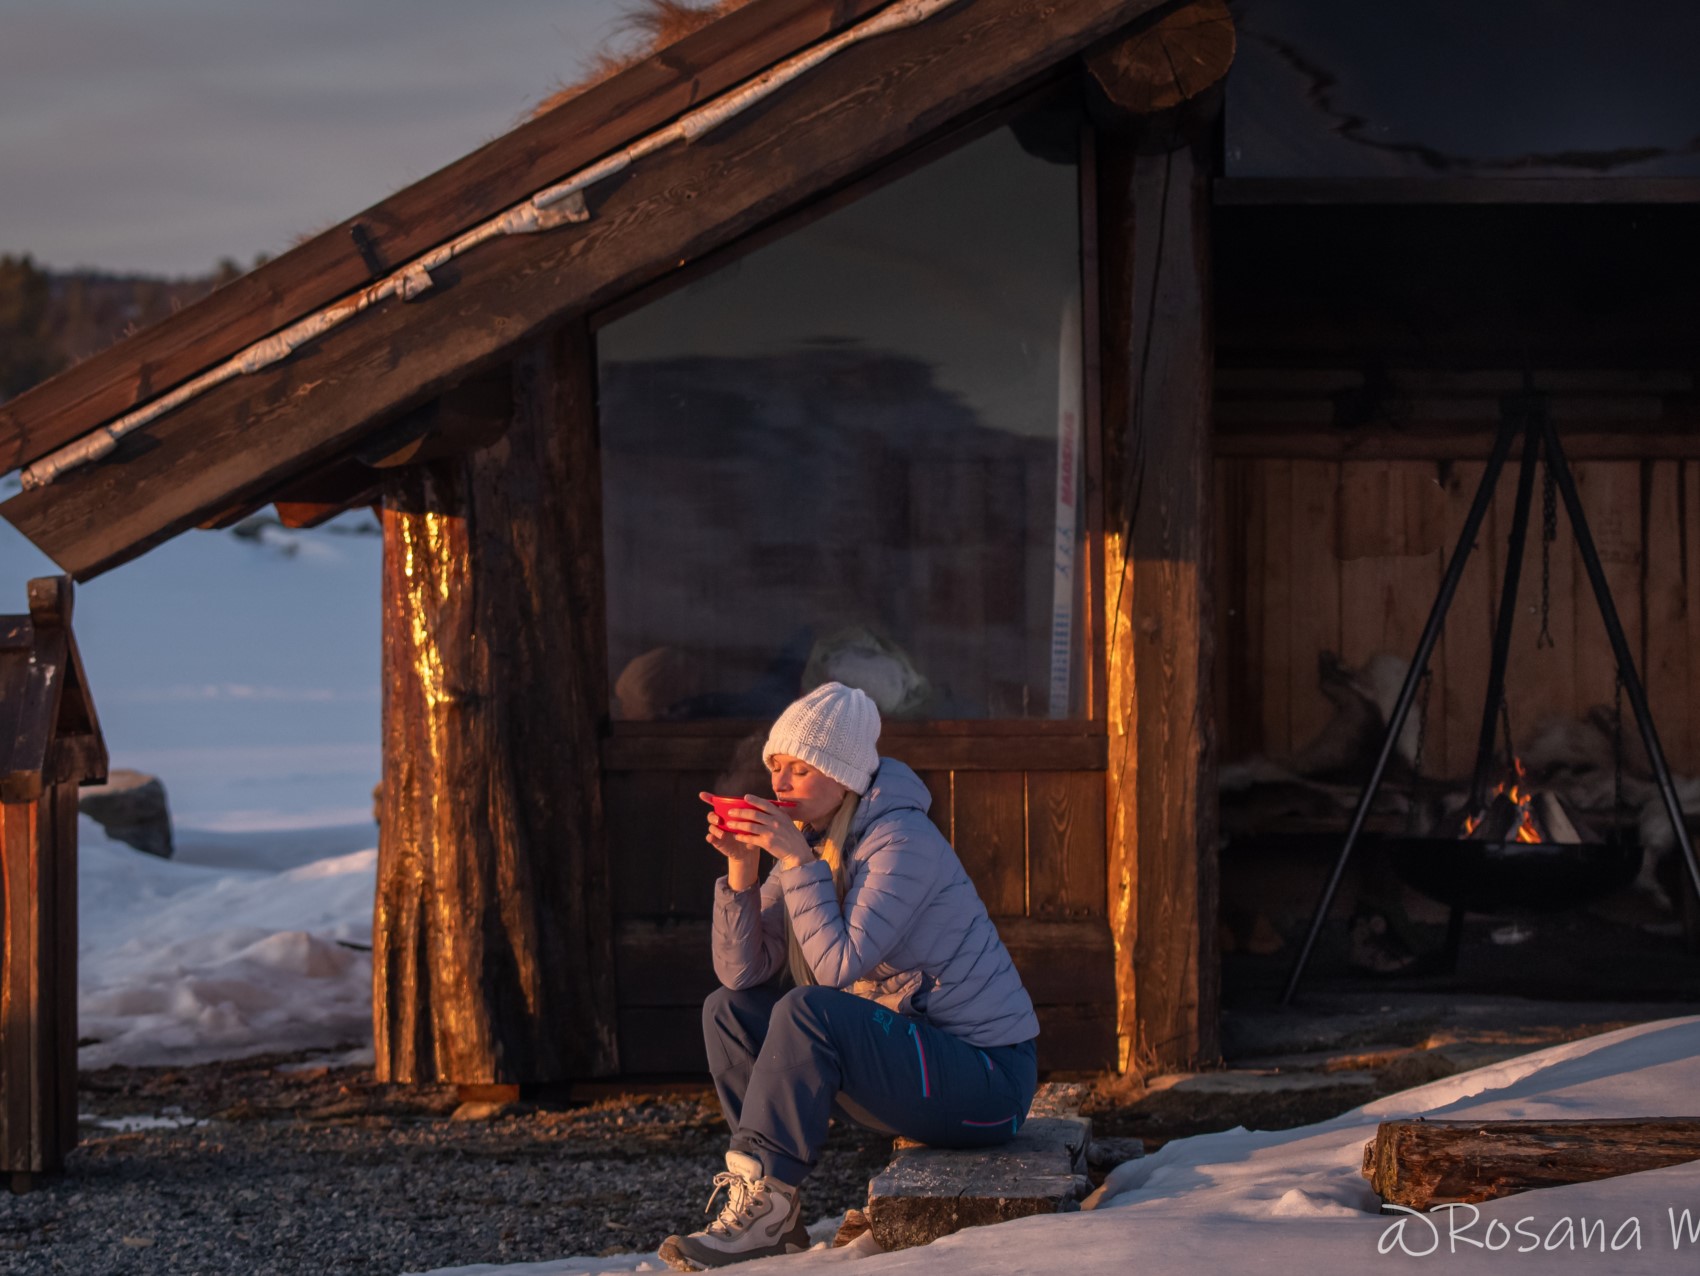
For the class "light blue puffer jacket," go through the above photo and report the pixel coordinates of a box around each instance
[711,757,1041,1048]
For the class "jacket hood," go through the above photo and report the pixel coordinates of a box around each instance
[850,757,930,839]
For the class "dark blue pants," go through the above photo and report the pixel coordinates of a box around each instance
[702,983,1038,1187]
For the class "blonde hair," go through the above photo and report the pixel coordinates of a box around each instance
[784,789,860,987]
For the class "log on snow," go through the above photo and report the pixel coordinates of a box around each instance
[1364,1118,1700,1210]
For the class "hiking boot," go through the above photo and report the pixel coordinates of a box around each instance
[658,1150,809,1271]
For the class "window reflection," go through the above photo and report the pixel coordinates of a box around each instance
[597,105,1087,721]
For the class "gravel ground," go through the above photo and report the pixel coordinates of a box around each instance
[1,1054,891,1276]
[9,995,1660,1274]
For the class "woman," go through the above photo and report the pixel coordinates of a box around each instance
[659,681,1040,1272]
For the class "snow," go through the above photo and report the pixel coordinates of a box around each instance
[0,511,381,831]
[77,817,376,1068]
[409,1016,1700,1276]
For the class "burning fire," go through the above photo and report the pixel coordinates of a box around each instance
[1461,757,1543,843]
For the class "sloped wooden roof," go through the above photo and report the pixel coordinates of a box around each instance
[1,0,1165,580]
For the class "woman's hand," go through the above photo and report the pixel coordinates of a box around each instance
[699,793,760,892]
[724,795,815,871]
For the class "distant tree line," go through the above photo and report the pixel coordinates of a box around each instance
[0,254,258,404]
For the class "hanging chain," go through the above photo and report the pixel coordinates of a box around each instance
[1537,462,1557,649]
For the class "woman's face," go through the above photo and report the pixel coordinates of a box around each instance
[768,753,850,829]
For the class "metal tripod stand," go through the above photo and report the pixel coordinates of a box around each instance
[1282,390,1700,1003]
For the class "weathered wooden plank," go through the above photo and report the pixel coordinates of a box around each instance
[1572,461,1643,720]
[1686,462,1700,776]
[3,0,1173,579]
[867,1115,1090,1250]
[660,772,732,920]
[1438,461,1496,779]
[613,921,723,1007]
[1212,462,1237,757]
[617,1007,711,1076]
[606,735,1108,772]
[1364,1118,1700,1210]
[917,769,954,842]
[952,771,1029,917]
[1643,461,1691,772]
[1033,1002,1117,1070]
[1237,457,1267,758]
[52,784,78,1161]
[0,632,65,803]
[0,0,900,475]
[374,323,619,1084]
[1260,459,1294,755]
[607,771,679,919]
[1027,770,1107,920]
[1102,135,1217,1072]
[1214,419,1700,461]
[1287,460,1340,755]
[0,800,39,1173]
[269,457,386,528]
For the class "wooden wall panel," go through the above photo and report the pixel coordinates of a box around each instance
[1685,462,1700,763]
[1216,454,1700,779]
[916,769,954,842]
[1259,459,1295,757]
[1573,462,1644,719]
[1287,461,1342,753]
[1027,771,1107,920]
[0,787,78,1179]
[1438,461,1496,779]
[1643,462,1690,768]
[952,771,1028,917]
[607,770,723,920]
[1337,462,1444,768]
[1,799,39,1174]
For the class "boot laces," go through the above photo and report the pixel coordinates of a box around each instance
[702,1170,766,1237]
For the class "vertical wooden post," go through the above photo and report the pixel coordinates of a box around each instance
[376,321,620,1084]
[1101,134,1220,1073]
[2,576,101,1189]
[1,788,78,1185]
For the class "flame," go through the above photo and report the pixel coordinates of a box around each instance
[1463,757,1543,843]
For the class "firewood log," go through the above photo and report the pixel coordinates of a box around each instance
[1363,1118,1700,1210]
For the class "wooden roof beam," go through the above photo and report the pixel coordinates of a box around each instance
[2,0,1168,580]
[0,0,897,478]
[1083,0,1235,152]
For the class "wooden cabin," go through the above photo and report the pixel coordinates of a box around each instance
[2,0,1695,1085]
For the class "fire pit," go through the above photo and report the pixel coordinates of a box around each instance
[1384,760,1642,914]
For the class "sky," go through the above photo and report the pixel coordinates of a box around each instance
[0,0,641,275]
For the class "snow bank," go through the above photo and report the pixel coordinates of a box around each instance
[78,817,376,1068]
[410,1016,1700,1276]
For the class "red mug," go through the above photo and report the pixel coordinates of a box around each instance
[704,794,798,832]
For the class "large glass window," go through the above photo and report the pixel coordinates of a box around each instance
[597,102,1087,722]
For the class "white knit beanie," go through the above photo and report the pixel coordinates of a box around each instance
[762,682,882,795]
